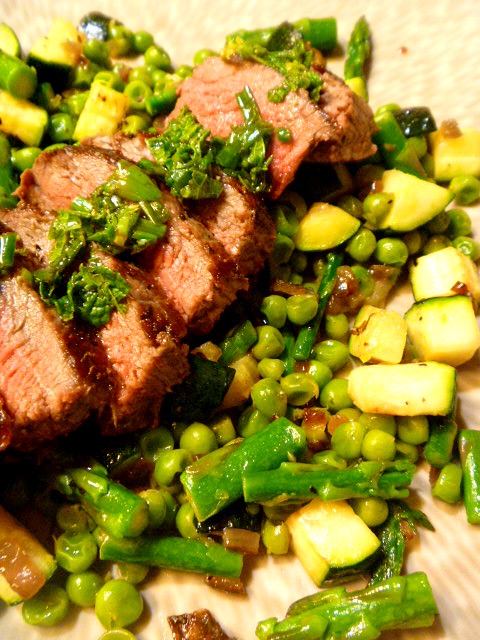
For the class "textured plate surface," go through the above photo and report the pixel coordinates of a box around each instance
[1,1,479,639]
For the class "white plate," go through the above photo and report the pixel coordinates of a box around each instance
[1,1,479,639]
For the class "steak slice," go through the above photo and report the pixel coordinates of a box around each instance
[0,260,97,450]
[81,131,156,164]
[0,204,189,437]
[137,187,248,334]
[186,173,275,277]
[170,56,377,198]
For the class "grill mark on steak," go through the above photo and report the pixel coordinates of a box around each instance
[170,56,377,198]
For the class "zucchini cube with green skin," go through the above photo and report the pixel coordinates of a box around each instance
[0,90,47,146]
[410,246,480,302]
[293,202,360,251]
[73,81,130,140]
[348,362,456,416]
[405,295,480,367]
[370,169,453,232]
[429,128,480,181]
[349,304,407,364]
[0,505,56,604]
[286,498,380,585]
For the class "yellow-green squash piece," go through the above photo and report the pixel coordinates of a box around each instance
[410,246,480,302]
[0,90,47,146]
[348,362,456,416]
[349,304,407,364]
[405,295,480,367]
[73,81,130,140]
[286,498,380,585]
[372,169,453,232]
[293,202,360,251]
[429,128,480,181]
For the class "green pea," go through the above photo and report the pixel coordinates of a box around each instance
[128,65,154,87]
[179,422,218,456]
[138,488,167,529]
[426,210,450,234]
[176,64,193,79]
[276,127,292,143]
[319,378,353,412]
[83,38,110,66]
[193,48,218,66]
[350,497,389,527]
[209,414,237,445]
[350,265,375,297]
[55,531,98,573]
[286,294,318,325]
[280,372,319,407]
[175,501,199,539]
[361,429,396,461]
[66,570,104,607]
[140,426,174,461]
[422,234,451,254]
[22,584,70,627]
[402,229,424,255]
[112,562,149,584]
[311,339,349,372]
[331,420,365,460]
[252,325,285,360]
[447,207,472,238]
[133,30,155,54]
[336,194,364,218]
[99,630,137,640]
[260,295,287,328]
[144,44,172,70]
[374,237,409,267]
[395,440,419,464]
[432,462,463,504]
[11,146,42,172]
[238,406,270,438]
[56,503,92,533]
[95,579,143,630]
[346,227,377,262]
[261,519,290,555]
[362,192,394,227]
[146,85,178,116]
[307,360,333,390]
[311,450,347,469]
[375,103,401,116]
[124,80,152,110]
[47,112,75,143]
[272,232,295,264]
[324,313,350,341]
[257,357,285,380]
[450,174,480,205]
[61,90,89,116]
[452,235,480,260]
[358,412,397,436]
[153,448,191,486]
[397,415,429,445]
[251,378,288,419]
[337,407,362,422]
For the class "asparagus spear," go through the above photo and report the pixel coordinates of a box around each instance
[99,533,243,579]
[344,16,371,101]
[458,429,480,524]
[293,252,342,361]
[56,466,149,539]
[181,417,306,522]
[424,414,458,468]
[243,460,416,506]
[256,572,438,639]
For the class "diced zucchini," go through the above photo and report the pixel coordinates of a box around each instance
[0,89,47,146]
[293,202,360,251]
[286,498,380,585]
[73,81,130,140]
[429,128,480,181]
[349,304,407,364]
[405,295,480,367]
[0,23,21,57]
[348,362,457,416]
[371,169,453,231]
[0,505,56,604]
[410,246,480,302]
[27,18,83,90]
[221,354,261,409]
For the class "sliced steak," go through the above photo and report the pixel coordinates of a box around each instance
[16,145,119,211]
[0,204,189,437]
[0,260,97,450]
[170,56,377,198]
[137,187,248,334]
[187,173,275,277]
[81,131,156,164]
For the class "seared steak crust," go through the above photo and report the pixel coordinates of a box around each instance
[170,56,376,198]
